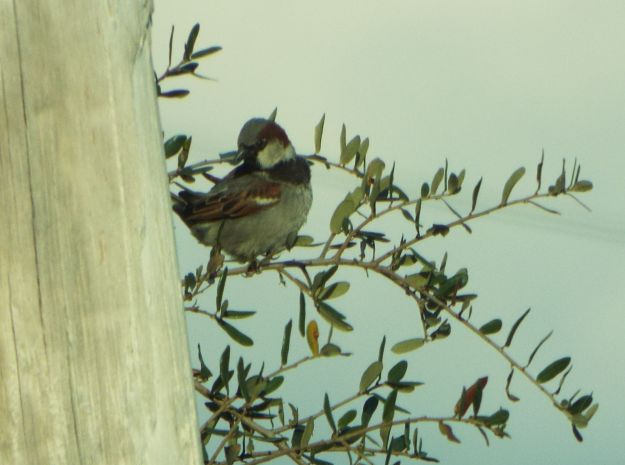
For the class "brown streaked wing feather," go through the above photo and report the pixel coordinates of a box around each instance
[184,180,282,223]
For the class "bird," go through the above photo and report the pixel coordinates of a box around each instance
[172,118,312,263]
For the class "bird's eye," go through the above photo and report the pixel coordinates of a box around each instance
[256,138,267,150]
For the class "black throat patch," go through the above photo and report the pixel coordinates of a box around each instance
[231,156,311,184]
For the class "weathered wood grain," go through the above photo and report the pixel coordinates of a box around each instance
[0,1,202,464]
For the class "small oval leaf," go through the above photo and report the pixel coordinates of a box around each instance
[341,135,361,164]
[391,338,425,354]
[164,135,187,158]
[330,198,355,234]
[318,281,350,300]
[314,114,325,154]
[337,409,357,430]
[360,361,383,392]
[479,319,502,335]
[320,343,341,357]
[361,396,379,427]
[537,357,571,384]
[431,168,444,195]
[317,302,353,332]
[501,167,526,205]
[387,360,408,384]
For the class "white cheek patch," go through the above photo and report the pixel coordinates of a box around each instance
[257,142,295,169]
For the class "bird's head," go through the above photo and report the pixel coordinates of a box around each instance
[236,118,295,169]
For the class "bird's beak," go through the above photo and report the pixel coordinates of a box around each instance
[235,146,255,164]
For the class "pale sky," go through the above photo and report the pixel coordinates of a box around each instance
[153,1,625,464]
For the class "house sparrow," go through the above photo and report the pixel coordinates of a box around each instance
[173,118,312,262]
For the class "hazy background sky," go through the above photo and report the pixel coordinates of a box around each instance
[153,1,625,464]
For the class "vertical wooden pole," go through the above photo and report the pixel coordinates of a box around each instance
[0,1,202,464]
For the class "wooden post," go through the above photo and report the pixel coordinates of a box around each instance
[0,1,202,464]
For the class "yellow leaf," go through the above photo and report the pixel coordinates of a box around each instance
[306,320,320,356]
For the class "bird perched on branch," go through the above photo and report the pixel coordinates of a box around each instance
[173,118,312,262]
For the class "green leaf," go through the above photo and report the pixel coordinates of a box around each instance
[183,23,200,61]
[486,408,509,426]
[391,338,425,354]
[536,150,544,191]
[220,345,230,395]
[341,135,361,164]
[164,135,187,158]
[337,409,357,430]
[299,292,306,336]
[394,381,424,393]
[505,368,519,402]
[387,360,408,384]
[378,335,386,362]
[401,208,414,222]
[324,393,337,433]
[224,445,237,465]
[549,161,567,195]
[222,310,256,319]
[197,344,212,380]
[317,302,353,332]
[191,45,222,59]
[245,375,267,400]
[293,235,316,247]
[320,343,342,357]
[382,389,398,423]
[471,177,482,214]
[457,169,466,187]
[301,418,314,448]
[572,424,583,442]
[311,266,338,292]
[167,62,199,76]
[414,198,422,235]
[160,89,190,98]
[404,273,428,290]
[268,107,277,122]
[537,357,571,383]
[281,320,292,365]
[314,114,325,154]
[237,357,250,401]
[291,425,304,449]
[264,376,284,396]
[217,319,254,346]
[526,330,553,368]
[431,168,444,195]
[479,319,502,335]
[366,158,386,179]
[504,308,530,348]
[216,267,228,313]
[340,124,346,157]
[568,394,593,415]
[318,281,350,300]
[349,186,365,205]
[421,182,430,198]
[358,137,370,166]
[360,361,383,392]
[330,197,355,234]
[570,180,593,192]
[447,173,460,194]
[501,167,526,205]
[361,396,379,427]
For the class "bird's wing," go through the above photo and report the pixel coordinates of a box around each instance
[178,174,282,223]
